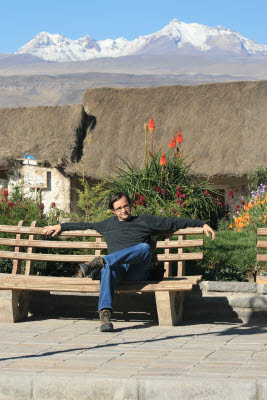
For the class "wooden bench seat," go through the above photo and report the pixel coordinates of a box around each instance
[256,228,267,284]
[0,221,203,325]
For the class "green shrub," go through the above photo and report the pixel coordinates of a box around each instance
[108,154,226,227]
[248,165,267,192]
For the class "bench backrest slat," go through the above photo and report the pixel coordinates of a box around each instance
[0,225,203,236]
[0,250,203,263]
[0,238,108,249]
[257,228,267,264]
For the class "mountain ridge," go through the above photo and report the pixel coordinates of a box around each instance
[15,19,267,62]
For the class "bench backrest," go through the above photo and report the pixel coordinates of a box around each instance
[257,228,267,263]
[0,221,204,278]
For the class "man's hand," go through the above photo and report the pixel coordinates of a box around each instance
[44,224,62,237]
[203,224,215,241]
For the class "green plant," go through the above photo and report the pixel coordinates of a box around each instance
[248,165,267,192]
[108,153,225,227]
[186,230,256,281]
[75,180,110,222]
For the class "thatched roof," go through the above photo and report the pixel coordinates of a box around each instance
[0,104,85,169]
[1,81,266,180]
[66,80,267,180]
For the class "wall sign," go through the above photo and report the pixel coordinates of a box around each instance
[23,168,47,188]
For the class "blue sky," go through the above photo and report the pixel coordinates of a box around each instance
[1,0,266,53]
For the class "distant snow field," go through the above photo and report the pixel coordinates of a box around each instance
[15,19,267,62]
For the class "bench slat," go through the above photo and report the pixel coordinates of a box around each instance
[257,228,267,236]
[0,251,96,263]
[0,238,108,249]
[0,273,200,293]
[257,254,267,262]
[0,238,202,250]
[257,241,267,249]
[156,239,203,248]
[0,251,203,263]
[0,225,203,237]
[0,226,102,237]
[158,252,203,261]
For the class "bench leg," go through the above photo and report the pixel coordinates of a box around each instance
[0,290,31,322]
[155,291,184,326]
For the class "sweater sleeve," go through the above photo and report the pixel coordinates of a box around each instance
[140,214,205,233]
[60,219,110,234]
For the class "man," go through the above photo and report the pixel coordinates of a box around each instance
[44,192,215,332]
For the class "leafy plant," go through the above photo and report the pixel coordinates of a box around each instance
[248,165,267,192]
[108,153,225,227]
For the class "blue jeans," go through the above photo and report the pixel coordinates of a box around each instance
[98,243,152,311]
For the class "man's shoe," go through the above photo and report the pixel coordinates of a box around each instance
[79,256,105,278]
[99,309,113,332]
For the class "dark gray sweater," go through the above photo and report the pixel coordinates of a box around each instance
[61,215,205,254]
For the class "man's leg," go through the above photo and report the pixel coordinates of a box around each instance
[99,243,152,310]
[104,243,152,271]
[98,243,152,332]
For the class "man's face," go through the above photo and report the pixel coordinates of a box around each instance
[112,196,131,221]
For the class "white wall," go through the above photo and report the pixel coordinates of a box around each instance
[8,163,71,214]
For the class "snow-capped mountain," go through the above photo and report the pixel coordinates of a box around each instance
[16,19,267,62]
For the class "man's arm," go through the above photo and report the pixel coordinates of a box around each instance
[140,215,215,241]
[44,219,111,237]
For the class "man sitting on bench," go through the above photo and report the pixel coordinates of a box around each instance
[45,192,215,332]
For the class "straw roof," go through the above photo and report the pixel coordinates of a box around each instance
[0,104,85,169]
[1,81,266,180]
[67,80,266,180]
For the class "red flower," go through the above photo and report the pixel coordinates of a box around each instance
[176,129,183,143]
[135,193,140,199]
[229,190,234,198]
[204,190,210,197]
[160,152,167,167]
[148,117,155,133]
[51,202,56,208]
[136,200,141,205]
[162,189,167,195]
[8,201,14,207]
[140,195,145,203]
[169,135,176,149]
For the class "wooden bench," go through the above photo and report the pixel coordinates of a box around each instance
[0,221,203,326]
[256,228,267,284]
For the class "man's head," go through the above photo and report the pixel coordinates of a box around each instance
[109,192,131,221]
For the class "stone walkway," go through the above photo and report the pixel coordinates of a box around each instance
[0,318,267,399]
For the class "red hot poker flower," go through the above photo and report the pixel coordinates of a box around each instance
[148,117,155,133]
[169,135,176,148]
[176,129,183,143]
[160,152,167,167]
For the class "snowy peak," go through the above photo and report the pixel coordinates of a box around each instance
[16,20,267,62]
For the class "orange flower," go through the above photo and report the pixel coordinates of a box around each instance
[160,152,167,167]
[176,129,183,143]
[169,135,176,148]
[148,117,155,133]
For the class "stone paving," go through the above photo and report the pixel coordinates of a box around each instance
[0,318,267,399]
